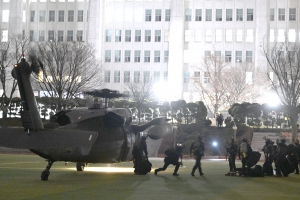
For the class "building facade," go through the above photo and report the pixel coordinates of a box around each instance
[1,0,299,102]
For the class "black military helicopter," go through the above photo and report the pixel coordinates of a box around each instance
[0,57,172,181]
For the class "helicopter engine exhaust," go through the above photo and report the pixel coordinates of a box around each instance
[147,123,172,140]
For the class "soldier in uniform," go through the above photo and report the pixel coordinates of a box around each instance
[132,136,148,174]
[225,137,238,175]
[154,144,184,176]
[190,135,205,176]
[274,138,289,177]
[295,139,300,174]
[262,138,275,176]
[288,139,299,174]
[238,138,253,177]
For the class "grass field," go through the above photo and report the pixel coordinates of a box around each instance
[0,154,299,200]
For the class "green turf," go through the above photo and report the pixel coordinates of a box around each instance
[0,154,299,200]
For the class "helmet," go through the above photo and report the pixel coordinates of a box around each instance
[176,143,185,151]
[242,138,247,142]
[280,138,286,143]
[197,135,203,140]
[265,138,271,144]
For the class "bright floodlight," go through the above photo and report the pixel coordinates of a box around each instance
[153,82,173,101]
[212,141,218,147]
[263,93,281,107]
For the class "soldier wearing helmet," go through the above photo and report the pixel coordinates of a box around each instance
[262,138,275,176]
[225,137,238,175]
[190,135,205,176]
[132,135,148,175]
[238,137,253,177]
[274,138,288,177]
[294,139,300,174]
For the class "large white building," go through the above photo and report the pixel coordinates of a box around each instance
[1,0,299,102]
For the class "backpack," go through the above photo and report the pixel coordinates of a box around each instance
[240,142,248,153]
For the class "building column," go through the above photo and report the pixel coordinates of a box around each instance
[8,0,23,38]
[167,0,184,100]
[87,0,103,61]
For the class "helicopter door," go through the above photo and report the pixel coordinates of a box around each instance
[118,126,133,161]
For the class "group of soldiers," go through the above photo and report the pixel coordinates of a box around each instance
[132,134,206,176]
[262,138,300,177]
[224,136,300,177]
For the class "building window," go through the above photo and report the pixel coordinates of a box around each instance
[78,10,84,22]
[205,30,212,42]
[185,9,192,21]
[39,10,46,22]
[144,50,150,62]
[145,30,151,42]
[115,30,121,42]
[225,51,232,62]
[104,71,110,83]
[246,29,253,42]
[115,50,121,62]
[164,71,168,82]
[135,30,141,42]
[154,51,160,62]
[289,29,296,42]
[270,9,274,21]
[154,71,160,82]
[195,9,202,21]
[247,9,253,21]
[67,30,73,41]
[125,30,131,42]
[288,51,295,63]
[225,30,232,42]
[155,9,161,21]
[114,71,120,83]
[49,10,55,22]
[270,29,275,42]
[164,50,169,62]
[215,51,221,61]
[185,30,191,42]
[204,51,211,60]
[195,30,201,42]
[206,9,212,21]
[204,72,210,83]
[216,9,222,21]
[289,8,296,21]
[68,10,74,22]
[106,30,112,42]
[48,30,54,41]
[105,50,111,62]
[58,10,64,22]
[246,51,252,63]
[278,29,285,42]
[144,71,150,83]
[58,30,64,42]
[165,9,170,21]
[226,9,232,21]
[77,30,83,41]
[184,71,190,83]
[279,8,285,21]
[125,50,131,62]
[165,30,169,42]
[39,30,45,42]
[134,71,140,83]
[2,10,9,22]
[124,71,130,83]
[194,71,200,83]
[236,9,243,21]
[236,29,243,42]
[215,29,222,42]
[30,30,36,42]
[30,11,36,22]
[145,9,151,21]
[134,50,140,62]
[236,51,242,63]
[155,30,161,42]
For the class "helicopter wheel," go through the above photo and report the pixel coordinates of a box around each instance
[41,170,50,181]
[76,163,85,171]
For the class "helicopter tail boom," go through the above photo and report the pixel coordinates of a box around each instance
[0,128,98,150]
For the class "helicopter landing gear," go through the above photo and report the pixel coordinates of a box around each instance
[76,163,87,171]
[41,159,54,181]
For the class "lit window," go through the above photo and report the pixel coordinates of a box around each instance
[246,29,253,42]
[236,29,243,42]
[215,29,222,42]
[205,30,212,42]
[195,30,201,42]
[288,29,296,42]
[278,29,285,42]
[164,30,169,42]
[226,30,232,42]
[270,29,275,42]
